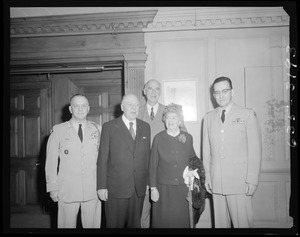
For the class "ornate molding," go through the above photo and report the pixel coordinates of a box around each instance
[10,7,289,37]
[145,7,289,31]
[11,10,157,37]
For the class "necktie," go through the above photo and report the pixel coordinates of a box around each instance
[129,122,135,140]
[221,109,226,123]
[150,107,154,120]
[78,124,83,142]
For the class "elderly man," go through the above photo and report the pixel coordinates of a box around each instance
[97,94,151,228]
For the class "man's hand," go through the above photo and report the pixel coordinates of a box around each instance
[97,189,108,201]
[246,183,258,196]
[50,191,59,202]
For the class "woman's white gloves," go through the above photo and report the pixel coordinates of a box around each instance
[183,166,199,190]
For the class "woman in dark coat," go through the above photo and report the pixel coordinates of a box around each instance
[149,103,202,228]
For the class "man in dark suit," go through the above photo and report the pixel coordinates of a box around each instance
[97,94,151,228]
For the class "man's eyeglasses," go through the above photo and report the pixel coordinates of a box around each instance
[213,89,232,96]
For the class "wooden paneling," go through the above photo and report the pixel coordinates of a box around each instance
[10,81,51,208]
[215,30,291,228]
[51,70,123,125]
[253,172,293,228]
[145,27,292,228]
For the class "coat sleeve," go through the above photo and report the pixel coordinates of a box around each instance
[97,122,110,190]
[45,127,60,192]
[246,109,262,186]
[202,114,211,183]
[149,135,159,187]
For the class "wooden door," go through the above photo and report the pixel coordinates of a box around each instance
[10,81,51,213]
[51,70,124,125]
[9,69,123,228]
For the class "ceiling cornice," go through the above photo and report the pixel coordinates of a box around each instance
[10,7,289,38]
[146,7,289,31]
[10,10,158,38]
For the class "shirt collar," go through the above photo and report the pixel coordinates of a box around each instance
[122,115,136,128]
[146,103,159,115]
[219,102,233,114]
[71,119,87,131]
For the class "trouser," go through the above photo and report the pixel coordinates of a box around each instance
[105,191,144,228]
[212,193,254,228]
[141,190,151,228]
[58,198,101,228]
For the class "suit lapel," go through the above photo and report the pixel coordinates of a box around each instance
[116,117,135,152]
[135,119,143,148]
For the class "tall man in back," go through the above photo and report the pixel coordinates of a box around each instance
[203,76,262,228]
[138,79,165,228]
[97,94,151,228]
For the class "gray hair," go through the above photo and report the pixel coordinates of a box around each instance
[162,103,184,123]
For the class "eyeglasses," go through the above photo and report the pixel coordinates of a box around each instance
[213,88,232,96]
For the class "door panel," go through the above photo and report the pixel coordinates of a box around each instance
[69,71,123,125]
[10,82,51,208]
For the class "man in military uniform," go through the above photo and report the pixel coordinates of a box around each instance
[45,94,101,228]
[203,76,262,228]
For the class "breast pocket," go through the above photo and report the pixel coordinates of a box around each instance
[59,137,75,157]
[231,122,246,133]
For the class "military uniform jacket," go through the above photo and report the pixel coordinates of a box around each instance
[45,120,101,203]
[203,103,262,195]
[97,116,151,198]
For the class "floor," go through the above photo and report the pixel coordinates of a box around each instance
[10,213,51,228]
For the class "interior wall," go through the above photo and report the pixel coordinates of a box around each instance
[144,26,292,228]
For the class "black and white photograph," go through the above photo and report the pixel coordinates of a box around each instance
[2,0,298,235]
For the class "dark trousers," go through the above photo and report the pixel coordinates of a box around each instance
[105,191,144,228]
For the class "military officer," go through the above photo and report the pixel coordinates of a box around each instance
[45,93,102,228]
[203,76,262,228]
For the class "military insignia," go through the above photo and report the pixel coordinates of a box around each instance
[64,149,69,155]
[232,118,245,123]
[90,131,99,139]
